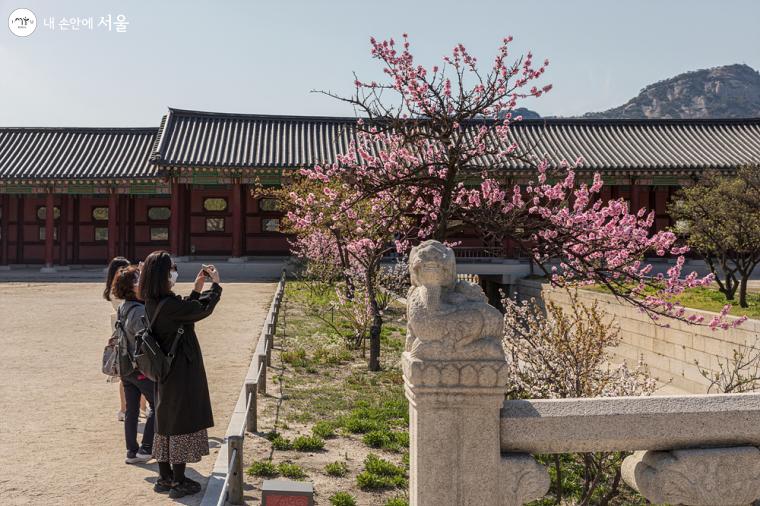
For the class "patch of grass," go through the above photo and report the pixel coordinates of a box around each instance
[356,453,407,490]
[324,461,349,477]
[292,434,325,452]
[329,492,357,506]
[384,498,409,506]
[585,284,760,318]
[246,460,278,478]
[278,462,307,479]
[312,420,337,439]
[282,347,310,367]
[271,435,293,451]
[363,430,393,449]
[313,345,353,365]
[341,416,384,434]
[362,429,408,451]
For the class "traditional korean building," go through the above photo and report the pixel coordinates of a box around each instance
[1,108,759,269]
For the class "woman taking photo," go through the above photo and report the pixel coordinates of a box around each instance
[110,265,155,464]
[138,251,222,498]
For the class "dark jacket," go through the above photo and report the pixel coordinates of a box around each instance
[145,283,222,436]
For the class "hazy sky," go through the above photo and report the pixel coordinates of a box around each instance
[1,0,758,127]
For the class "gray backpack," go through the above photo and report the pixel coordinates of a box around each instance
[101,303,140,378]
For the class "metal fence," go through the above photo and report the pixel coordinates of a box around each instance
[214,271,286,506]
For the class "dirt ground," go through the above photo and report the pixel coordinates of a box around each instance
[0,281,275,506]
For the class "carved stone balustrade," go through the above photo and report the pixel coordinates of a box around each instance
[403,240,760,506]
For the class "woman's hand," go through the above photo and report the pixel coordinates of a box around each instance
[194,268,206,293]
[206,264,221,284]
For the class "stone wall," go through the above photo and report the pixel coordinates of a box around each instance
[515,279,760,394]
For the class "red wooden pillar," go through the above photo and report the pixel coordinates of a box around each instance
[59,194,68,265]
[107,191,118,261]
[1,194,8,265]
[44,192,55,268]
[231,179,242,258]
[170,179,181,256]
[630,178,640,213]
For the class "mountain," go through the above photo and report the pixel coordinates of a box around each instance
[584,64,760,119]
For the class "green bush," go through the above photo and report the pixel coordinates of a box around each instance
[384,498,409,506]
[341,416,383,434]
[278,462,306,479]
[364,453,405,477]
[356,454,407,490]
[292,434,325,452]
[246,460,278,478]
[324,460,349,477]
[312,420,336,439]
[329,492,357,506]
[363,430,393,448]
[271,435,293,451]
[362,430,409,451]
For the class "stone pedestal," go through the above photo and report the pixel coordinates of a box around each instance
[401,239,549,506]
[404,355,509,506]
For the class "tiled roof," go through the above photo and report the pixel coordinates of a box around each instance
[0,128,158,181]
[153,108,760,173]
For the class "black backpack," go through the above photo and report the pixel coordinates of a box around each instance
[116,302,142,378]
[133,298,184,383]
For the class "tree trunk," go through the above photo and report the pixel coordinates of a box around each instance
[365,268,383,371]
[553,455,563,504]
[739,274,749,308]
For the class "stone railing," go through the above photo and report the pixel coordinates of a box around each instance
[402,240,760,506]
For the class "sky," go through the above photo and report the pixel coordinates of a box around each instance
[1,0,758,127]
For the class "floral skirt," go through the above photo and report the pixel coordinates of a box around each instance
[152,429,209,464]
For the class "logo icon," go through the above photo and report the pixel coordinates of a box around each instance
[8,8,36,37]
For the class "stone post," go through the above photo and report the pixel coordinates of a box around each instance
[403,240,549,506]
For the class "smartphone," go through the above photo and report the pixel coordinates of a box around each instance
[201,264,212,282]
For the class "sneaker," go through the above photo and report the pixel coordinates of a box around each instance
[153,478,174,494]
[125,449,153,464]
[117,410,125,422]
[169,479,202,499]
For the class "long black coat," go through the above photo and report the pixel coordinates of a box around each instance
[145,283,222,436]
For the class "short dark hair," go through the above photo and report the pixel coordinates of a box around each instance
[111,265,140,301]
[138,250,173,301]
[104,256,130,301]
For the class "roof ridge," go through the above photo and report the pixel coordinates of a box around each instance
[0,127,159,133]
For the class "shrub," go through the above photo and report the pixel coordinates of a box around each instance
[341,416,383,434]
[292,435,325,452]
[278,462,307,479]
[363,430,392,449]
[363,429,409,451]
[364,453,405,477]
[356,454,407,490]
[246,460,278,478]
[312,420,336,439]
[324,461,349,477]
[384,498,409,506]
[329,492,357,506]
[271,435,293,451]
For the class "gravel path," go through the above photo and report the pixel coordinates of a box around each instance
[0,282,275,506]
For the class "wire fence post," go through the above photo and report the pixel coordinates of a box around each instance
[245,381,257,433]
[257,353,267,395]
[266,322,274,366]
[227,436,244,505]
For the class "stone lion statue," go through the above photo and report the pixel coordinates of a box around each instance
[405,240,505,361]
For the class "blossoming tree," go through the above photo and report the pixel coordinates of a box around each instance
[285,33,742,370]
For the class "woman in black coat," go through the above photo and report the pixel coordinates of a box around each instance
[138,251,222,499]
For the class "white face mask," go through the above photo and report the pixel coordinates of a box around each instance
[169,270,178,287]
